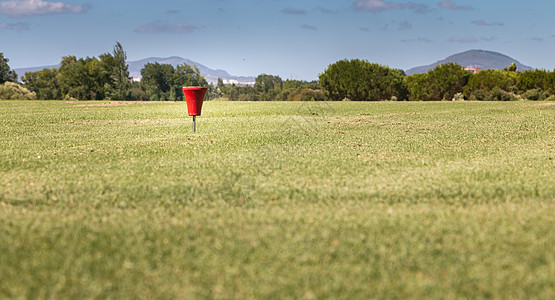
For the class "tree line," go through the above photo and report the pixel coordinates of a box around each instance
[0,43,209,101]
[220,75,323,102]
[1,43,322,101]
[320,59,555,101]
[2,47,555,101]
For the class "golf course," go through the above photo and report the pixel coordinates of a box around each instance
[0,100,554,299]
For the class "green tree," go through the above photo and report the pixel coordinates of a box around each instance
[97,42,131,100]
[382,68,409,100]
[22,44,131,100]
[57,56,108,100]
[140,62,207,101]
[406,73,432,101]
[173,63,208,100]
[276,79,322,101]
[0,53,18,84]
[319,59,407,101]
[548,70,555,95]
[517,69,549,93]
[427,63,472,100]
[217,77,225,88]
[222,84,257,101]
[254,74,283,101]
[463,69,517,99]
[282,79,305,91]
[140,63,175,101]
[107,42,131,100]
[503,62,518,72]
[129,81,149,100]
[407,64,473,101]
[254,74,282,93]
[58,56,84,99]
[22,68,61,100]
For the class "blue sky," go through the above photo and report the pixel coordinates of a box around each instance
[1,0,554,80]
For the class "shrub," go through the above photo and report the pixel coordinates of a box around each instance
[464,69,517,98]
[0,82,36,100]
[487,87,518,101]
[470,89,487,101]
[522,89,551,101]
[287,88,326,101]
[452,93,465,101]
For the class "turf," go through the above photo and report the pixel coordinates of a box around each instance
[0,100,554,299]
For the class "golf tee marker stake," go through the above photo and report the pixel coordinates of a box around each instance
[182,87,207,133]
[193,115,196,133]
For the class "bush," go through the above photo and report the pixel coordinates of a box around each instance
[319,59,408,101]
[0,82,36,100]
[287,88,326,101]
[452,93,465,101]
[463,69,518,98]
[470,89,487,101]
[522,89,551,101]
[487,87,518,101]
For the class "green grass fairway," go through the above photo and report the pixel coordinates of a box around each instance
[1,100,554,299]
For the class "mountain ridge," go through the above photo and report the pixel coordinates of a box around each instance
[13,57,256,86]
[406,50,533,75]
[13,50,534,85]
[125,56,256,85]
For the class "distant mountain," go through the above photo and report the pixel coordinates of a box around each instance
[126,56,255,85]
[406,50,533,75]
[13,65,59,79]
[14,56,256,86]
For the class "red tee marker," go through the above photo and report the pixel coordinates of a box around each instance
[182,87,207,132]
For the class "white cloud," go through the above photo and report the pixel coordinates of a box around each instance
[354,0,429,13]
[301,24,317,31]
[0,21,30,29]
[472,20,503,26]
[404,2,429,14]
[354,0,403,12]
[417,37,433,43]
[401,37,433,43]
[438,0,472,11]
[0,0,91,17]
[283,8,306,15]
[481,36,497,42]
[449,36,478,43]
[134,20,198,34]
[315,7,337,14]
